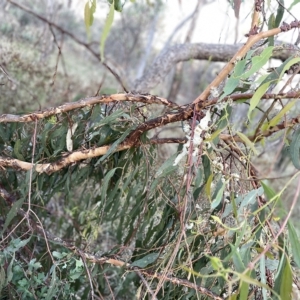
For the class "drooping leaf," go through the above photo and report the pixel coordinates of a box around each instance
[220,59,247,100]
[248,57,300,119]
[101,168,117,201]
[236,132,258,155]
[230,244,245,273]
[287,221,300,268]
[132,252,159,267]
[248,82,270,120]
[211,182,225,210]
[261,99,296,131]
[289,0,300,10]
[239,271,251,300]
[260,255,268,300]
[13,139,25,161]
[268,13,275,46]
[280,259,292,300]
[0,267,5,295]
[275,0,285,27]
[155,153,178,177]
[289,128,300,169]
[1,198,25,236]
[222,187,264,218]
[84,0,96,35]
[100,1,115,61]
[84,2,91,30]
[241,46,273,79]
[99,127,131,162]
[205,173,213,200]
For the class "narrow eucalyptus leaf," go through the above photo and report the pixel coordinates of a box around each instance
[289,128,300,169]
[287,221,300,268]
[1,198,25,236]
[100,1,115,61]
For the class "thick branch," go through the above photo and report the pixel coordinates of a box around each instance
[0,93,174,123]
[134,41,300,93]
[1,91,300,173]
[2,112,299,174]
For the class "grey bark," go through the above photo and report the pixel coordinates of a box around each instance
[133,42,300,93]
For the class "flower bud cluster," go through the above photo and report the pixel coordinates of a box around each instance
[173,111,211,166]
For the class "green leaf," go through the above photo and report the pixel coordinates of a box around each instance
[222,187,264,218]
[275,0,285,27]
[84,2,91,30]
[280,260,292,300]
[287,221,300,268]
[248,57,300,119]
[155,153,178,177]
[100,1,115,61]
[238,272,270,290]
[45,266,57,300]
[248,82,270,120]
[278,57,300,79]
[211,182,225,210]
[114,0,123,11]
[205,173,213,200]
[220,60,246,100]
[10,237,31,252]
[6,253,14,283]
[52,251,68,259]
[261,181,277,200]
[259,255,268,300]
[261,99,296,131]
[99,127,131,162]
[132,252,159,268]
[101,168,117,201]
[230,244,245,273]
[0,267,5,295]
[221,77,240,99]
[289,128,300,169]
[274,238,286,295]
[236,132,258,155]
[208,256,223,271]
[268,13,275,46]
[241,46,273,79]
[13,139,25,161]
[84,0,96,36]
[289,0,300,10]
[1,198,25,236]
[239,271,251,300]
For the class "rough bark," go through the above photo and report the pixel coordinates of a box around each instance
[133,42,300,92]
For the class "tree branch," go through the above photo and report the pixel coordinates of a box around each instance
[0,93,175,123]
[134,40,300,93]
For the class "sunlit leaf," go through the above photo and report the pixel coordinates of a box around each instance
[261,99,296,131]
[280,260,292,300]
[241,46,273,79]
[236,132,258,155]
[100,1,115,61]
[205,173,213,200]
